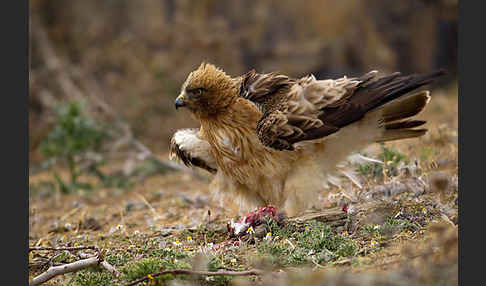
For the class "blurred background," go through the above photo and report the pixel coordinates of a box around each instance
[29,0,458,166]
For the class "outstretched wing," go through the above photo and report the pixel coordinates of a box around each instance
[243,70,445,150]
[273,71,378,146]
[169,128,217,173]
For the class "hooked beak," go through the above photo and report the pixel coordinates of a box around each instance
[175,94,186,110]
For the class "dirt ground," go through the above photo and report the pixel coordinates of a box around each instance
[29,85,458,286]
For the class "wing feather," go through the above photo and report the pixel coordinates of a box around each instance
[169,128,217,173]
[241,69,445,150]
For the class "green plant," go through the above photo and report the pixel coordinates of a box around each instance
[378,144,406,176]
[105,252,133,267]
[69,267,113,286]
[383,217,416,233]
[121,257,192,284]
[121,258,163,283]
[40,101,107,193]
[361,224,382,236]
[257,220,357,267]
[358,144,407,179]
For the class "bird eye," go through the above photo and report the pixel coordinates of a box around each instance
[195,88,203,96]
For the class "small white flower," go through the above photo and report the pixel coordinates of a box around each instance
[230,258,237,264]
[116,224,124,231]
[133,230,140,235]
[247,226,255,234]
[64,222,72,229]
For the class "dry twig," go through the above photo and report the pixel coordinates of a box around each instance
[29,245,121,285]
[30,255,101,286]
[29,246,98,252]
[78,252,120,278]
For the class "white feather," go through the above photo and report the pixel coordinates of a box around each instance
[171,129,216,169]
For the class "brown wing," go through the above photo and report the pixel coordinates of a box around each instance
[251,70,445,150]
[240,69,294,104]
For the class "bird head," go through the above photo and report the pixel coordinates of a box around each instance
[175,63,238,116]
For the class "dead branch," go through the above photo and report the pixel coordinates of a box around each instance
[100,260,120,278]
[78,252,120,278]
[29,246,98,252]
[29,247,121,285]
[30,256,100,286]
[124,269,265,286]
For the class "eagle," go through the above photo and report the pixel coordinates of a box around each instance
[169,63,444,216]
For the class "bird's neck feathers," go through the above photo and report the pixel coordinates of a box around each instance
[199,98,263,161]
[199,98,260,142]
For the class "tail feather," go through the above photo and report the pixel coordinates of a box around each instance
[385,120,426,130]
[376,129,427,143]
[352,69,446,112]
[373,90,432,142]
[380,91,431,123]
[316,70,445,138]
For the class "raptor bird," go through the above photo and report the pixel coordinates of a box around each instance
[169,63,444,216]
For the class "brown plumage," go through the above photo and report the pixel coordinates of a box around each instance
[241,69,445,150]
[169,63,445,215]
